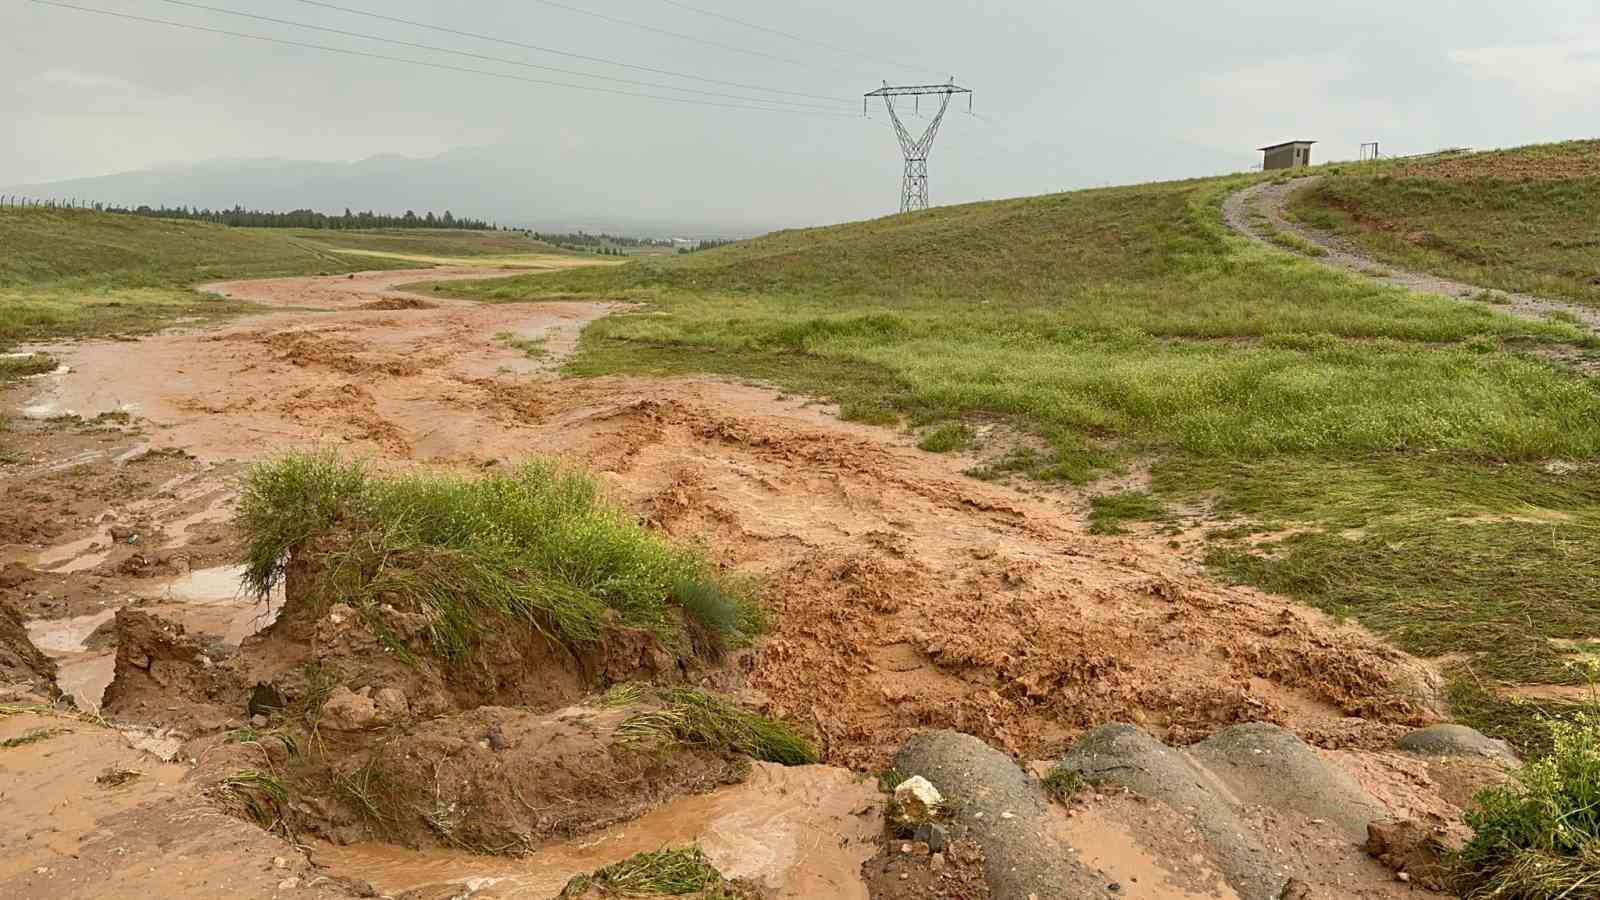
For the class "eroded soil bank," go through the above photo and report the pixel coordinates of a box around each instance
[0,269,1500,898]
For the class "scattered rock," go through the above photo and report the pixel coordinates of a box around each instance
[894,775,944,824]
[1397,724,1518,765]
[1364,819,1452,890]
[915,821,948,853]
[319,686,378,732]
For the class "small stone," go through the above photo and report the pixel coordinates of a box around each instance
[914,822,948,853]
[1000,811,1015,820]
[277,877,299,890]
[1109,883,1121,893]
[251,714,269,728]
[899,872,909,880]
[894,776,944,824]
[1093,793,1106,802]
[271,856,287,869]
[930,852,945,871]
[1398,872,1411,883]
[900,843,913,854]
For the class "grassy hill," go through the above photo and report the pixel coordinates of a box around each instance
[0,208,420,350]
[0,212,570,351]
[433,147,1600,753]
[1288,140,1600,305]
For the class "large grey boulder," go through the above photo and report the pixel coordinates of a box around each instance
[1397,724,1518,765]
[895,730,1113,900]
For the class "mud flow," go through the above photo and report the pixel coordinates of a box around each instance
[0,269,1506,899]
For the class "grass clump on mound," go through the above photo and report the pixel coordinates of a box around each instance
[237,452,762,658]
[1458,709,1600,898]
[614,685,817,765]
[561,845,738,897]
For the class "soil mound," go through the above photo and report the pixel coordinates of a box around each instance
[303,704,748,853]
[100,608,238,731]
[0,597,56,694]
[359,297,437,310]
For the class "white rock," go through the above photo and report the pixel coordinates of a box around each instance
[894,775,943,824]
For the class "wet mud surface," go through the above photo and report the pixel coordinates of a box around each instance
[0,267,1501,898]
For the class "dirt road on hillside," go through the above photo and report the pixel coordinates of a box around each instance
[1,268,1488,898]
[1224,178,1600,336]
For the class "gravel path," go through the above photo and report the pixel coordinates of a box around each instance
[1223,177,1600,336]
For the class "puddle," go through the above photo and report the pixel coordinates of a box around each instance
[26,610,116,654]
[142,564,282,647]
[57,655,116,711]
[23,566,282,711]
[313,763,881,898]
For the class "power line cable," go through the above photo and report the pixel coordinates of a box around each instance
[652,0,933,76]
[516,0,820,70]
[150,0,849,112]
[28,1,866,118]
[287,0,854,105]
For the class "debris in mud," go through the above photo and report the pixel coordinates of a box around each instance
[100,608,234,731]
[1364,819,1453,890]
[358,297,437,310]
[96,766,142,787]
[862,838,989,900]
[559,845,765,899]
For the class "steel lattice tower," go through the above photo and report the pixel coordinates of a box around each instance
[865,80,972,213]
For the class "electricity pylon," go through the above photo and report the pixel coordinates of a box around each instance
[865,79,972,213]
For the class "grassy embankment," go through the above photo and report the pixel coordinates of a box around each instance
[0,210,583,353]
[1287,139,1600,306]
[429,144,1600,755]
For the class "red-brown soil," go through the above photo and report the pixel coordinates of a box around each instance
[0,267,1470,898]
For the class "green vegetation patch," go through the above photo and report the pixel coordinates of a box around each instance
[1458,708,1600,897]
[1289,160,1600,306]
[614,685,817,765]
[496,330,549,359]
[1087,490,1173,535]
[0,353,56,381]
[237,452,763,660]
[0,208,411,350]
[917,422,975,453]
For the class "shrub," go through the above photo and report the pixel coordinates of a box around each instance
[1458,710,1600,897]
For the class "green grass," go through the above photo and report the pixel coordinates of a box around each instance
[0,207,412,350]
[1457,705,1600,898]
[1266,229,1330,258]
[1042,765,1087,803]
[614,686,817,765]
[214,770,295,838]
[368,145,1600,756]
[0,353,57,380]
[1087,490,1173,535]
[917,422,975,453]
[236,452,762,660]
[1289,144,1600,306]
[495,330,549,359]
[0,726,69,748]
[560,845,731,897]
[287,228,565,259]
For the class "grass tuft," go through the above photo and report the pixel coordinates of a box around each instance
[560,845,727,897]
[236,452,763,660]
[0,726,69,748]
[615,686,817,765]
[1042,765,1087,803]
[214,770,295,838]
[1087,491,1172,535]
[917,423,976,453]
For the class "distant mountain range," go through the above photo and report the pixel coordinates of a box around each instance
[3,145,781,239]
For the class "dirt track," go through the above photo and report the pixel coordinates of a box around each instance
[0,268,1487,897]
[1223,178,1600,336]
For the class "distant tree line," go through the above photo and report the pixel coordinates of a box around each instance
[531,231,674,249]
[678,238,738,254]
[105,204,495,230]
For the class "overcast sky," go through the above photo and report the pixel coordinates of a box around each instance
[5,0,1598,230]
